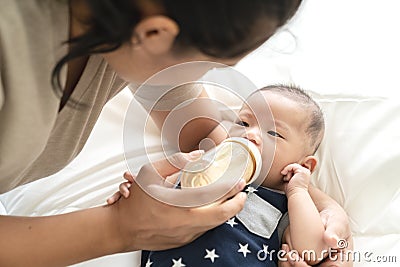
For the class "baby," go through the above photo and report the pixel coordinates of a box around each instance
[117,84,330,266]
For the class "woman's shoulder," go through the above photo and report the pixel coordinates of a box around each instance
[0,0,69,66]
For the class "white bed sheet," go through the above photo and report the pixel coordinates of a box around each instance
[1,0,400,266]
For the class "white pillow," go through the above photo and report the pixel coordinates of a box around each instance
[311,94,400,237]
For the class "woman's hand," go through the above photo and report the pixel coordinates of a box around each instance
[278,244,311,267]
[316,202,354,267]
[108,151,248,251]
[312,185,353,259]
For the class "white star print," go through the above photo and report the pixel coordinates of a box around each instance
[204,248,219,263]
[145,258,153,267]
[245,186,258,194]
[171,258,186,267]
[238,243,251,257]
[226,217,238,227]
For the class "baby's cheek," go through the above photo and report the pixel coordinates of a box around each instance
[227,125,243,138]
[261,170,285,190]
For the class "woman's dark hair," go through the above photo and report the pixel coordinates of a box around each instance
[52,0,302,106]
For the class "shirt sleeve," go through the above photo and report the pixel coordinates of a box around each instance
[0,47,4,111]
[0,75,4,111]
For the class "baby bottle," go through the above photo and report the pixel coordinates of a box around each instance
[178,137,262,188]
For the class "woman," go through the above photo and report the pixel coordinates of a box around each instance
[0,0,350,266]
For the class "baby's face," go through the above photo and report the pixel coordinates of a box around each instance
[228,90,310,190]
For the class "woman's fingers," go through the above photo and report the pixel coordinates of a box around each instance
[318,236,354,267]
[318,204,353,266]
[113,176,246,251]
[110,150,248,251]
[150,151,204,178]
[207,190,247,224]
[147,177,246,207]
[192,184,247,227]
[278,244,311,267]
[320,206,352,249]
[164,172,181,188]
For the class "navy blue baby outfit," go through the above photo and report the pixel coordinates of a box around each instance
[141,186,288,267]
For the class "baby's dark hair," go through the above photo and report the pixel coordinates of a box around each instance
[261,84,325,154]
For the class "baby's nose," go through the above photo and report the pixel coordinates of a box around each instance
[243,129,261,146]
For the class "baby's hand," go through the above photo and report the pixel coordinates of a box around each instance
[281,163,311,196]
[106,172,135,205]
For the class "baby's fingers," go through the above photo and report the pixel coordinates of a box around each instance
[119,181,132,198]
[281,165,296,182]
[281,163,310,176]
[281,163,298,175]
[123,172,136,183]
[282,172,293,182]
[107,172,136,205]
[107,191,122,205]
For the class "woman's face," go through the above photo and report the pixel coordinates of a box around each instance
[101,40,241,85]
[99,13,245,85]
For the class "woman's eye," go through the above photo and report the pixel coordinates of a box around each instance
[267,130,283,138]
[236,120,249,127]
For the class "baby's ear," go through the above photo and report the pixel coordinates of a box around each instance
[302,156,318,174]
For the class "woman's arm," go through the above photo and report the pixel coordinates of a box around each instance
[308,185,353,249]
[0,206,119,266]
[150,89,223,152]
[0,152,247,267]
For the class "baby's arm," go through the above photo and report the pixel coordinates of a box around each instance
[282,163,329,265]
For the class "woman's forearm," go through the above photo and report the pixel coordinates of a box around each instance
[0,152,248,267]
[308,184,338,211]
[0,205,121,267]
[150,89,222,152]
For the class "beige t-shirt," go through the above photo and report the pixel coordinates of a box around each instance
[0,0,127,193]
